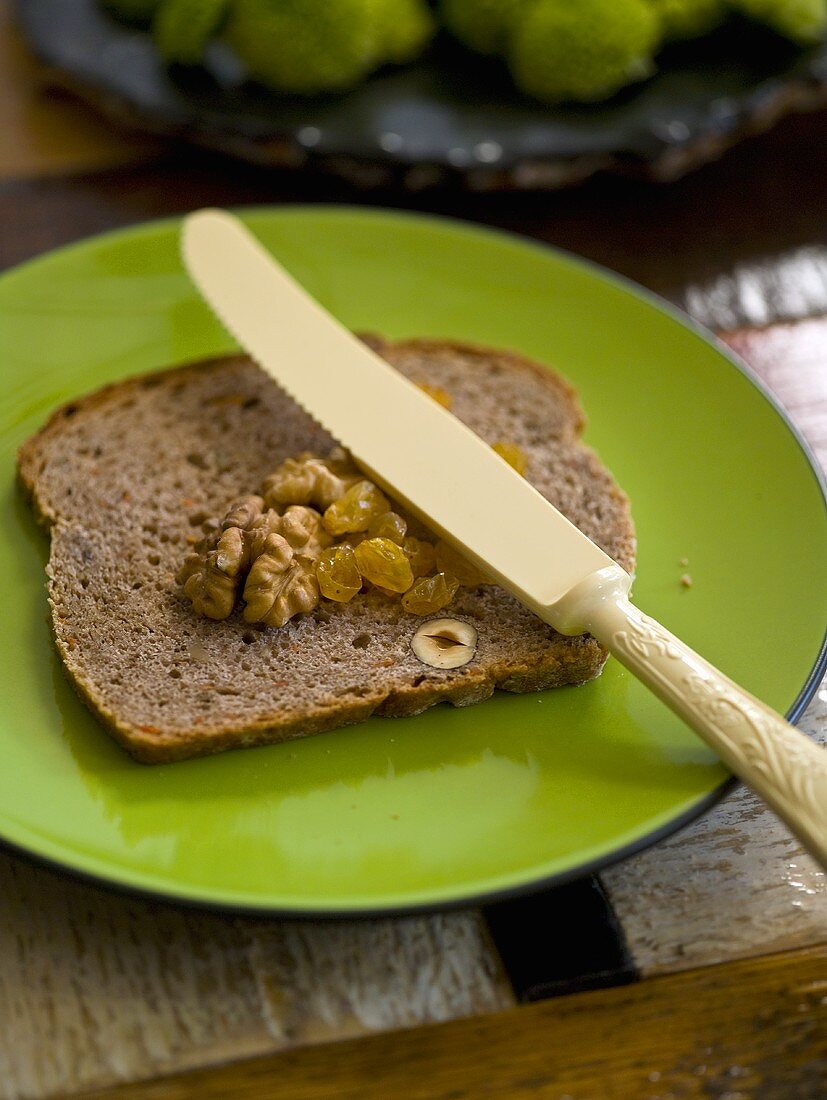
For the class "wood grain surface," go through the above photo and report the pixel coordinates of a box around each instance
[0,857,511,1100]
[87,944,827,1100]
[2,10,827,1097]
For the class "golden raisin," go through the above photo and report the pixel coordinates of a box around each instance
[323,480,389,536]
[402,537,436,578]
[368,511,407,544]
[354,538,413,593]
[417,382,453,409]
[435,540,488,588]
[316,545,362,603]
[491,441,527,476]
[402,573,460,615]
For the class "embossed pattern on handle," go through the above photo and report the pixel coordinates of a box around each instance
[565,573,827,870]
[589,585,827,866]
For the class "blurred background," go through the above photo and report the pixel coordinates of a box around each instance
[4,0,827,340]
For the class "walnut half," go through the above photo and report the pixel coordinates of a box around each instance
[177,495,264,620]
[244,545,320,628]
[262,449,360,511]
[179,497,326,627]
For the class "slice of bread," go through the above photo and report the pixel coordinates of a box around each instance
[18,337,635,763]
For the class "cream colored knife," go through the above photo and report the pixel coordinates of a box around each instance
[182,208,827,869]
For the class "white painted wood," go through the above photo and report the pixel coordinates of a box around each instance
[0,858,511,1100]
[243,915,513,1045]
[604,684,827,975]
[682,247,827,332]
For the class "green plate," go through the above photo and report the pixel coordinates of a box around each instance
[1,208,825,914]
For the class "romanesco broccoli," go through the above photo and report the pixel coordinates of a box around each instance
[375,0,434,64]
[730,0,827,43]
[509,0,661,103]
[101,0,160,22]
[152,0,230,63]
[645,0,726,40]
[225,0,380,93]
[224,0,433,94]
[441,0,533,55]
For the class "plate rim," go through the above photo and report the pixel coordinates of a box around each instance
[1,204,825,916]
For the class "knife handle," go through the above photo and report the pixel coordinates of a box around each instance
[551,567,827,870]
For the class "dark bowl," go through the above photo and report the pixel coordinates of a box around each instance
[17,0,827,190]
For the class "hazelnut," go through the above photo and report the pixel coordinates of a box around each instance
[411,618,477,669]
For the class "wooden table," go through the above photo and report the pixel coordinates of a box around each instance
[1,4,826,1097]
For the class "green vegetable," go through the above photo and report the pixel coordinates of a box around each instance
[224,0,433,94]
[100,0,161,22]
[224,0,377,92]
[375,0,435,64]
[645,0,726,39]
[509,0,661,103]
[440,0,533,55]
[152,0,230,63]
[730,0,827,43]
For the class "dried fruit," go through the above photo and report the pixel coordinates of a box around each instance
[401,572,460,615]
[411,618,477,669]
[354,537,414,593]
[368,511,407,544]
[435,540,488,588]
[417,382,453,409]
[491,441,528,476]
[181,447,478,630]
[402,536,436,578]
[323,479,389,535]
[316,544,362,602]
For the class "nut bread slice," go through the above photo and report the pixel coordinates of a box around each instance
[18,337,635,763]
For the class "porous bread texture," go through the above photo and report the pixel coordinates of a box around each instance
[18,337,636,763]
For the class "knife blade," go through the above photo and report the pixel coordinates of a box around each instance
[181,208,827,870]
[181,208,616,622]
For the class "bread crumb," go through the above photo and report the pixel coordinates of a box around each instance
[390,813,400,820]
[680,573,693,588]
[679,557,688,567]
